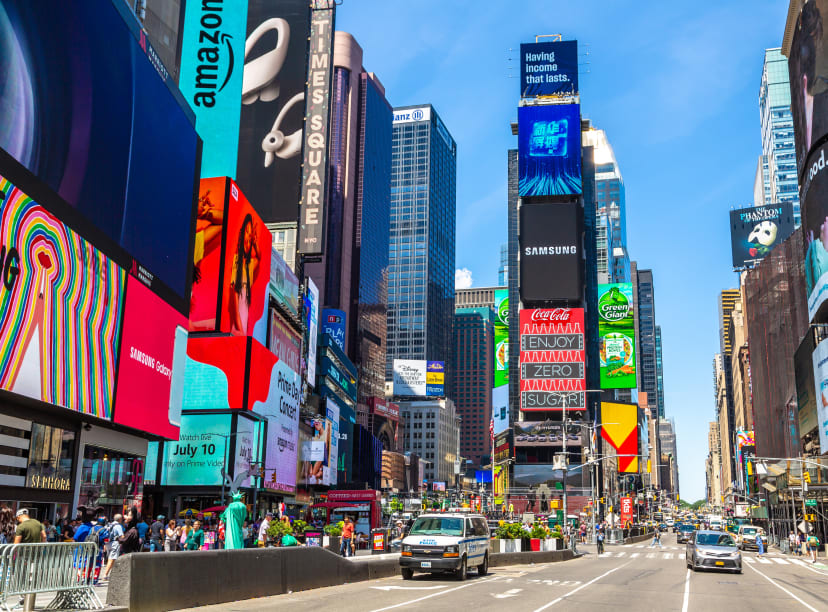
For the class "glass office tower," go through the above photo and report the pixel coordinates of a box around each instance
[387,105,457,394]
[759,48,800,225]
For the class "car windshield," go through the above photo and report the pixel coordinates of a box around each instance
[696,533,735,547]
[742,528,758,535]
[680,525,694,531]
[409,517,464,536]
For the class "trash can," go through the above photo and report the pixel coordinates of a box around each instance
[372,528,392,554]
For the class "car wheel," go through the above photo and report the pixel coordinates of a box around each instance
[690,555,697,572]
[478,553,488,576]
[455,556,467,581]
[401,568,414,580]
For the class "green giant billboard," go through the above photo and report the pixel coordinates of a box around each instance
[598,283,636,389]
[493,289,509,434]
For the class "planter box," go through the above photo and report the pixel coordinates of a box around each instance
[542,538,562,551]
[530,538,541,552]
[325,536,341,553]
[504,539,522,553]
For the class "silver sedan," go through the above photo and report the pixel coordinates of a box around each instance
[685,530,742,573]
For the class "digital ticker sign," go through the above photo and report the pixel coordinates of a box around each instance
[519,308,585,410]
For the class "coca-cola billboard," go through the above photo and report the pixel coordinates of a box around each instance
[520,308,585,410]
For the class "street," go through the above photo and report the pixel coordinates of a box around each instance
[170,534,828,612]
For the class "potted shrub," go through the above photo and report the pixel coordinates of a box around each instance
[506,522,525,553]
[292,519,308,544]
[323,521,343,552]
[530,523,547,551]
[266,520,293,547]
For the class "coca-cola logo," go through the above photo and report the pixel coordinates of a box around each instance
[530,309,572,322]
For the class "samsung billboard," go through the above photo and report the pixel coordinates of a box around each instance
[729,203,795,268]
[518,104,582,197]
[519,202,583,303]
[520,40,578,98]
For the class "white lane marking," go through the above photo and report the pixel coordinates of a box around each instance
[663,553,673,560]
[636,545,646,548]
[532,561,632,612]
[630,553,640,558]
[757,557,772,564]
[616,552,626,557]
[369,576,500,612]
[493,588,522,599]
[771,557,789,565]
[646,553,657,558]
[599,552,613,558]
[371,585,448,591]
[744,557,755,564]
[544,580,559,585]
[790,558,828,576]
[681,568,690,612]
[558,580,581,586]
[745,561,820,612]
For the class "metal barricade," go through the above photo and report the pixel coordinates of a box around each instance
[0,542,102,611]
[606,529,624,544]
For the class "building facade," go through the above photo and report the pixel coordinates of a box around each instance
[453,308,494,466]
[386,105,457,392]
[399,399,460,484]
[637,269,659,411]
[759,48,800,224]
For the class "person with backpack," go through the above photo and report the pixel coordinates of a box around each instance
[808,533,821,563]
[596,526,606,554]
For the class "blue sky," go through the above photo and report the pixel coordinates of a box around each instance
[338,0,789,501]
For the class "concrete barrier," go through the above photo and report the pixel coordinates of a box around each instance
[107,546,576,611]
[625,530,655,545]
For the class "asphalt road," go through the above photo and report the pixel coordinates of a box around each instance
[176,534,828,612]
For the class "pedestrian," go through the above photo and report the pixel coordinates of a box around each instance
[799,531,807,556]
[186,520,204,551]
[43,519,58,542]
[807,533,821,563]
[788,531,797,555]
[102,514,124,581]
[164,519,180,552]
[258,513,272,547]
[756,531,765,557]
[0,506,16,544]
[650,527,663,548]
[13,509,45,543]
[149,515,165,552]
[596,526,605,555]
[136,517,150,551]
[341,516,354,557]
[82,517,109,584]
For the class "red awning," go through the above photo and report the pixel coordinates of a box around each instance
[311,502,364,509]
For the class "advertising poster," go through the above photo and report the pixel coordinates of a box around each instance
[233,415,261,489]
[513,464,581,488]
[251,327,301,494]
[161,413,231,486]
[598,283,636,389]
[269,249,299,316]
[788,0,828,174]
[113,275,187,440]
[493,466,506,505]
[0,176,125,419]
[321,309,346,351]
[520,40,579,98]
[519,202,583,303]
[181,336,249,410]
[0,0,199,303]
[514,422,582,447]
[796,332,819,435]
[393,360,426,396]
[811,339,828,452]
[518,104,582,197]
[236,0,310,223]
[298,4,335,255]
[324,398,339,486]
[426,361,445,396]
[802,142,828,321]
[519,308,585,410]
[220,182,271,336]
[600,402,639,473]
[189,178,227,331]
[619,497,634,526]
[729,203,795,268]
[493,289,510,434]
[300,417,330,486]
[306,279,319,384]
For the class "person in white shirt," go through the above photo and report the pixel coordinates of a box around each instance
[257,512,272,547]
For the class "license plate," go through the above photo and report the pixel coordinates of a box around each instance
[420,561,431,568]
[715,561,724,566]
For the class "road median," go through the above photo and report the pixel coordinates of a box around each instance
[107,546,576,611]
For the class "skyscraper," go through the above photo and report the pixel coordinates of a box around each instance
[655,325,665,419]
[583,126,630,282]
[453,307,494,466]
[759,48,800,225]
[387,105,457,392]
[498,243,508,286]
[507,149,520,420]
[636,269,659,411]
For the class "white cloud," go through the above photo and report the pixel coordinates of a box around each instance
[455,268,473,290]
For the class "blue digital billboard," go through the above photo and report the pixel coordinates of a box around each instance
[518,104,582,197]
[520,40,578,98]
[0,0,200,308]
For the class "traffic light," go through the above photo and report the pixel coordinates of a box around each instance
[600,497,605,504]
[804,472,811,484]
[647,459,651,473]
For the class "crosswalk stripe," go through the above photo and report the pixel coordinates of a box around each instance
[663,553,673,559]
[744,557,755,564]
[631,553,640,558]
[771,558,789,565]
[636,545,646,548]
[757,557,772,564]
[616,552,625,557]
[646,553,657,559]
[599,552,612,557]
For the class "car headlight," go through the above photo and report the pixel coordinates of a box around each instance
[444,545,459,553]
[402,545,411,553]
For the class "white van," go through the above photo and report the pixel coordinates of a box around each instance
[399,513,490,580]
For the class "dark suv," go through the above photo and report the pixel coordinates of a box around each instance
[677,524,695,544]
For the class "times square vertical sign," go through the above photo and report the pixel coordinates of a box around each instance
[298,1,335,255]
[520,308,585,410]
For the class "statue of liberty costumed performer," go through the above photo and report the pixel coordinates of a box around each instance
[220,491,248,550]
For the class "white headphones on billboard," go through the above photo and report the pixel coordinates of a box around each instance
[242,17,304,166]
